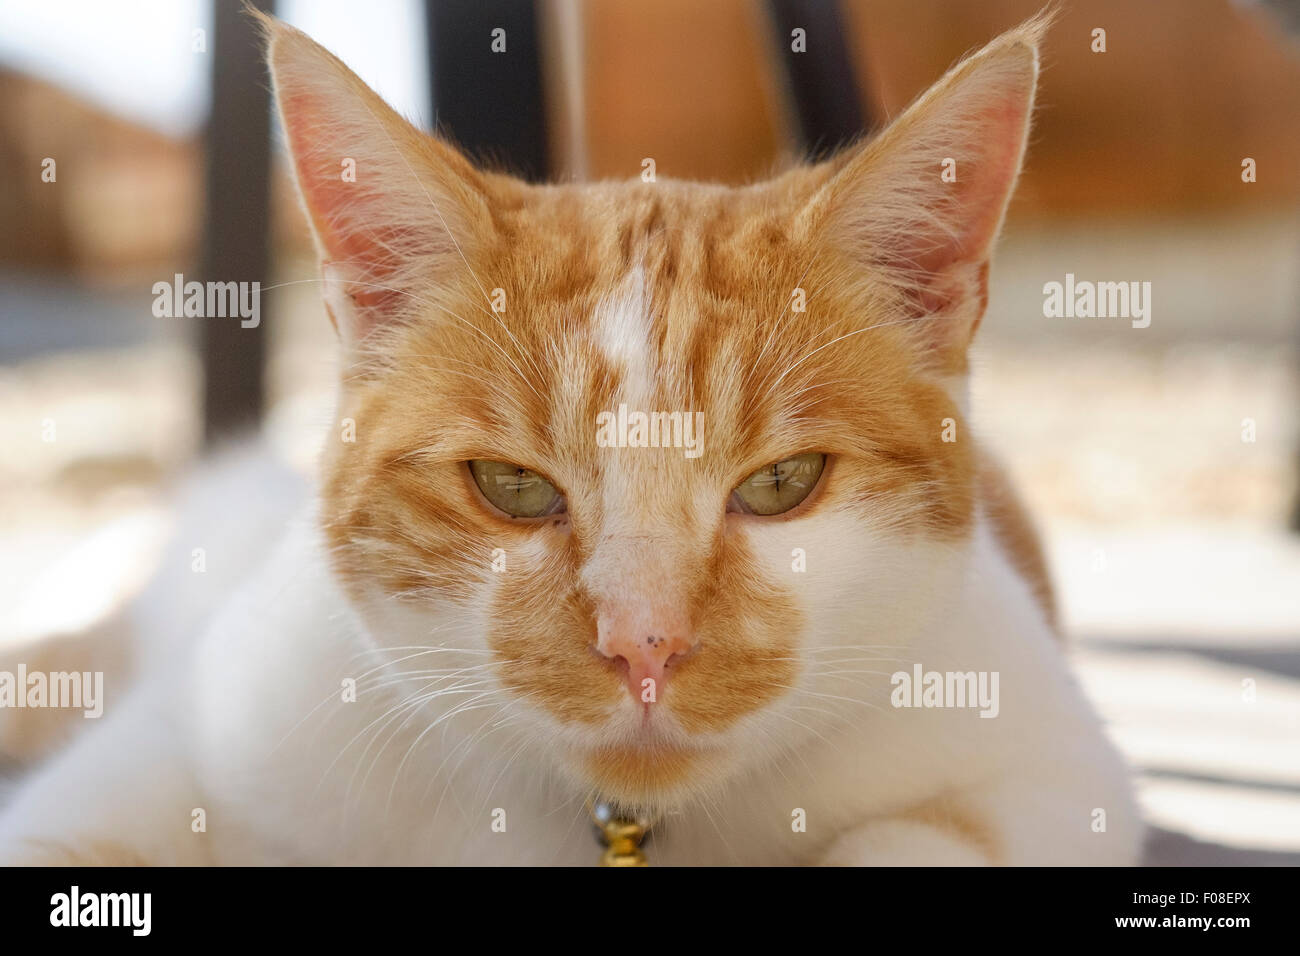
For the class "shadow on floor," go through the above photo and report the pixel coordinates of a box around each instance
[1144,825,1300,866]
[1078,635,1300,681]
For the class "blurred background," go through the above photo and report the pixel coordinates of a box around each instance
[0,0,1297,863]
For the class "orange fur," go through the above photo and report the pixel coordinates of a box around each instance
[979,452,1058,630]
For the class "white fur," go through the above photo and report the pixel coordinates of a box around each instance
[593,264,654,408]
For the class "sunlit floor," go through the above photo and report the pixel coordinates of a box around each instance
[2,215,1298,863]
[1064,530,1300,864]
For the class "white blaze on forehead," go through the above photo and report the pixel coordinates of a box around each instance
[591,265,657,538]
[593,265,654,411]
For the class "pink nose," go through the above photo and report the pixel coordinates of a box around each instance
[596,611,694,703]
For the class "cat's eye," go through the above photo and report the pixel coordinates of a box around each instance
[469,460,566,518]
[729,453,826,516]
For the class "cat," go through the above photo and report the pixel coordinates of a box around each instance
[0,10,1142,865]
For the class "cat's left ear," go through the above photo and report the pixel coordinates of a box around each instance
[258,13,493,349]
[800,14,1047,364]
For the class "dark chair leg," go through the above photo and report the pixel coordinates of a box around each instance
[424,0,550,182]
[764,0,871,158]
[200,0,274,447]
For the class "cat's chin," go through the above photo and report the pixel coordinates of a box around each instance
[581,743,700,807]
[569,728,730,809]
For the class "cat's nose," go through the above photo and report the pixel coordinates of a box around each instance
[595,607,694,703]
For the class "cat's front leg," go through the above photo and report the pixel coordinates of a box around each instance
[820,778,1143,866]
[820,817,993,866]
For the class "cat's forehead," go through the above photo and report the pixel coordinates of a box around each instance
[479,177,829,387]
[494,184,821,436]
[493,174,820,282]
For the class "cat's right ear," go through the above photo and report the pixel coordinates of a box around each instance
[795,13,1048,369]
[257,12,491,347]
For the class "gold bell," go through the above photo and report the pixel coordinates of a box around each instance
[590,800,651,867]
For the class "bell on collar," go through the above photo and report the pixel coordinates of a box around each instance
[590,799,652,867]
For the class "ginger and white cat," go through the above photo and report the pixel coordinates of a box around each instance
[0,13,1142,865]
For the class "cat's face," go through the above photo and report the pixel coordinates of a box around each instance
[264,15,1039,809]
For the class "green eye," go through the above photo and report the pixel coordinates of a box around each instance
[469,460,565,518]
[729,453,826,516]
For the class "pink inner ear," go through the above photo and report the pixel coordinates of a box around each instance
[281,90,408,324]
[910,97,1030,281]
[282,92,371,260]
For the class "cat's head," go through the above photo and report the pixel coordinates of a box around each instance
[262,13,1042,811]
